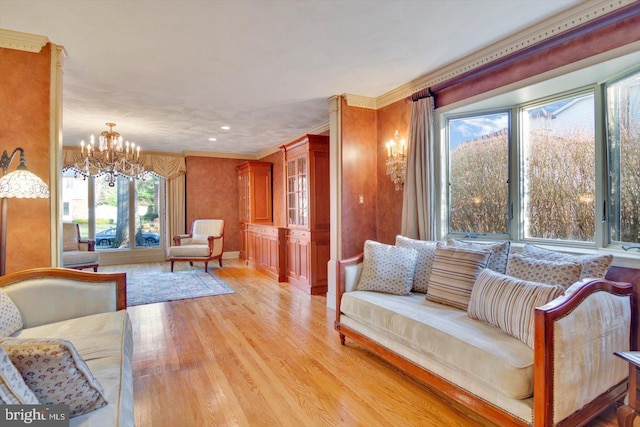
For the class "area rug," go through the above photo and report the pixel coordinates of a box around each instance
[127,270,235,306]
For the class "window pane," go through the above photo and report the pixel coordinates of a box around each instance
[62,170,89,238]
[134,175,161,248]
[448,112,509,235]
[521,93,595,241]
[607,70,640,244]
[95,176,129,249]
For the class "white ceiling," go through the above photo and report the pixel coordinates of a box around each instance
[0,0,581,156]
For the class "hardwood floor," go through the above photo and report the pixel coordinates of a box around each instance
[102,259,619,426]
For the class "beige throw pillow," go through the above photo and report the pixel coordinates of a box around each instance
[506,253,582,288]
[1,338,108,417]
[395,236,438,293]
[468,269,565,348]
[425,245,491,310]
[0,288,22,337]
[521,244,613,279]
[356,240,418,295]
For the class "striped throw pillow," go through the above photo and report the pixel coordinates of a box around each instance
[425,245,491,310]
[443,238,510,274]
[468,269,565,348]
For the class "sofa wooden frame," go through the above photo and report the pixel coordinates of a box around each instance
[0,267,127,310]
[335,253,640,427]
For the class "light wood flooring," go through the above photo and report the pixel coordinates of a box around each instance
[102,259,619,427]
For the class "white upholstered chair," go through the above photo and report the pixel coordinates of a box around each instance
[168,219,225,272]
[62,222,100,271]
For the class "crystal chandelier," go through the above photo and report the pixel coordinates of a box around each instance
[72,122,145,186]
[385,130,406,191]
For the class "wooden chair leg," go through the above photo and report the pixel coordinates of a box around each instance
[219,258,222,267]
[204,262,208,273]
[170,261,174,272]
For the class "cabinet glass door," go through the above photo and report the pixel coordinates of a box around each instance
[287,160,297,225]
[297,157,307,226]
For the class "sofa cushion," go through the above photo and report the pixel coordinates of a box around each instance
[506,253,582,288]
[521,244,613,279]
[341,290,535,399]
[356,240,418,295]
[426,245,491,310]
[0,288,22,336]
[169,244,210,257]
[443,238,510,274]
[0,346,39,404]
[62,250,100,267]
[190,233,210,245]
[395,236,437,293]
[1,337,108,417]
[468,269,565,348]
[12,310,133,427]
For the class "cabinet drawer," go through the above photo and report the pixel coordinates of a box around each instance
[287,229,310,240]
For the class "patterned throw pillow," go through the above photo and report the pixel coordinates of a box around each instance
[395,236,438,293]
[521,244,613,279]
[0,288,22,336]
[506,253,582,288]
[468,269,565,348]
[356,240,418,295]
[425,245,491,310]
[444,238,510,274]
[1,338,108,417]
[0,346,39,404]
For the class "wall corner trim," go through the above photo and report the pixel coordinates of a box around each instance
[0,28,50,53]
[343,94,377,110]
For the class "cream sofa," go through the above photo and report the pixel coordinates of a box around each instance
[0,268,133,427]
[335,240,639,427]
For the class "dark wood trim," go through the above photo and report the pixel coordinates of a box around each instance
[0,267,127,310]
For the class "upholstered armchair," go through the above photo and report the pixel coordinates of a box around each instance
[168,219,225,272]
[62,222,100,271]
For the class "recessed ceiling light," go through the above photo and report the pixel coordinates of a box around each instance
[208,137,217,141]
[221,125,230,130]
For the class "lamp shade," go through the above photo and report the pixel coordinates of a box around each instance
[0,169,50,198]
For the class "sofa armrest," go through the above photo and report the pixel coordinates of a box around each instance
[533,278,637,426]
[336,253,364,325]
[0,268,126,329]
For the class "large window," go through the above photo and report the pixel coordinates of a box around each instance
[62,171,164,250]
[607,70,640,246]
[521,93,595,242]
[448,111,510,236]
[444,67,640,249]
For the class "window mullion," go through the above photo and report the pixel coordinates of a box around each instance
[594,83,608,248]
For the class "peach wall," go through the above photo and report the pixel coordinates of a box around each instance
[0,44,52,273]
[341,98,377,258]
[258,150,284,227]
[376,99,411,245]
[185,156,246,252]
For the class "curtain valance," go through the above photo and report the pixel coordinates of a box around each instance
[63,149,186,179]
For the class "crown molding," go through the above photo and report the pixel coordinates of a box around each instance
[0,28,50,53]
[343,94,377,110]
[182,150,256,160]
[375,0,637,109]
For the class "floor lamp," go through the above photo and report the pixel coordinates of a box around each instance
[0,148,50,276]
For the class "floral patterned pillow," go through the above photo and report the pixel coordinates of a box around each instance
[0,288,22,337]
[506,253,582,288]
[1,338,108,417]
[356,240,418,295]
[521,244,613,279]
[0,346,39,404]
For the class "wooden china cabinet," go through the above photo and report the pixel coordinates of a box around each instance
[237,161,273,260]
[282,134,330,295]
